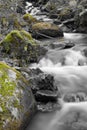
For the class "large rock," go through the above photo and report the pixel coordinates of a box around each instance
[20,68,60,111]
[0,62,36,130]
[31,22,63,38]
[0,30,46,66]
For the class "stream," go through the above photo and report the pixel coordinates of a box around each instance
[25,2,87,130]
[26,33,87,130]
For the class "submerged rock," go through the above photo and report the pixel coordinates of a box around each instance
[63,92,87,102]
[0,62,36,130]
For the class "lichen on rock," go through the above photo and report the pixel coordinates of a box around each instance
[0,61,36,130]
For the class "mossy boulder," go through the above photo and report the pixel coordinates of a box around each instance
[23,13,38,24]
[32,22,63,38]
[0,61,36,130]
[0,30,40,65]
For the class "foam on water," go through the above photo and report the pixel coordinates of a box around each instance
[31,49,87,68]
[30,49,87,130]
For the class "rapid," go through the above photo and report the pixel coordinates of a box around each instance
[25,2,87,130]
[26,33,87,130]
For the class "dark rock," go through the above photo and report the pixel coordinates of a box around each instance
[53,20,62,25]
[49,40,75,50]
[33,73,57,91]
[64,41,75,49]
[35,90,58,102]
[29,73,58,97]
[49,13,58,19]
[20,67,59,111]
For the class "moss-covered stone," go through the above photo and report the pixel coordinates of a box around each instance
[0,30,40,65]
[32,22,63,38]
[23,13,38,24]
[0,61,36,130]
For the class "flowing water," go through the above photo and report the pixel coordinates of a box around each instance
[26,33,87,130]
[25,2,87,130]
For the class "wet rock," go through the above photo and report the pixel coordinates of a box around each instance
[49,40,75,50]
[63,41,75,49]
[31,22,63,38]
[63,92,87,102]
[49,43,65,49]
[0,61,36,130]
[35,90,58,102]
[37,101,61,112]
[31,73,57,92]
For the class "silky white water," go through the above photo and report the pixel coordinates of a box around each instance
[26,33,87,130]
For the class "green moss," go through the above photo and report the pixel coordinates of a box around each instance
[32,22,59,30]
[2,30,32,43]
[0,30,36,52]
[0,62,16,112]
[0,62,28,128]
[23,13,37,24]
